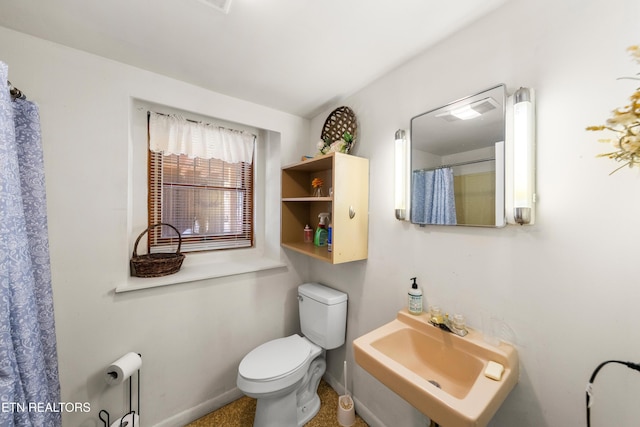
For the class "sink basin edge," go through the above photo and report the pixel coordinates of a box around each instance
[395,309,518,367]
[353,309,519,427]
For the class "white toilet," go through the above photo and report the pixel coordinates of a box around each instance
[237,283,348,427]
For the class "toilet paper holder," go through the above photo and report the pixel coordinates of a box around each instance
[100,353,141,427]
[99,410,138,427]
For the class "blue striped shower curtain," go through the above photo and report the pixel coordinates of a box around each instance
[411,167,457,225]
[0,62,61,427]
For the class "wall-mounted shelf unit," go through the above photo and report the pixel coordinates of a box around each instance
[281,152,369,264]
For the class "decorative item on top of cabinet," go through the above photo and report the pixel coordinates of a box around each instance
[281,152,369,264]
[316,106,358,156]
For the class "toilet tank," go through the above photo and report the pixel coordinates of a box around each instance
[298,283,347,350]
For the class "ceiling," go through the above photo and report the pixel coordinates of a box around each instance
[0,0,509,118]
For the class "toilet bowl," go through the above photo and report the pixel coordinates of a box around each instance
[238,335,325,426]
[237,283,348,427]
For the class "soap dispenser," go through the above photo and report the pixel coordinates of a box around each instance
[408,277,423,315]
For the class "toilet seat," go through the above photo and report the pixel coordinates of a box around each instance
[239,335,311,382]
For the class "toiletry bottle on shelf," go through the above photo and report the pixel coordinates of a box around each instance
[408,277,423,315]
[314,213,330,247]
[304,224,313,243]
[327,221,333,252]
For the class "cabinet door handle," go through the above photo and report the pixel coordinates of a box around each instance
[349,206,356,219]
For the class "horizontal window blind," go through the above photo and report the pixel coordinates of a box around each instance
[148,116,254,253]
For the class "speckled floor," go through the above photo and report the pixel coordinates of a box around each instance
[185,380,368,427]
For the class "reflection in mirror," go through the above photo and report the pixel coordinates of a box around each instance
[410,84,506,227]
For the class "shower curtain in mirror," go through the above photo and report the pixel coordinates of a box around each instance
[0,62,61,427]
[411,167,457,225]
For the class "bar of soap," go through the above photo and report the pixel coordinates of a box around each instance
[484,361,504,381]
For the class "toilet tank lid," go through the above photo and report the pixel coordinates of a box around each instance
[298,283,347,305]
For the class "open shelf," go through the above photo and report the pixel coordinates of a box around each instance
[282,197,333,202]
[281,152,369,264]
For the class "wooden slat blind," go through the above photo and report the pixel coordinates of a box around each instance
[147,119,254,253]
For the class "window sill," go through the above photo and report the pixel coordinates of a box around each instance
[115,256,286,293]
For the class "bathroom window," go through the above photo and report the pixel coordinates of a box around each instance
[120,98,284,292]
[147,112,255,253]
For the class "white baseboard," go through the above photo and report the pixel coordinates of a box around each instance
[152,387,244,427]
[322,373,387,427]
[153,374,387,427]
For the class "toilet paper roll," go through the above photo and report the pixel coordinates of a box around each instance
[110,412,140,427]
[105,352,142,385]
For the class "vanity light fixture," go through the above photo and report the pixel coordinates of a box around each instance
[395,129,408,220]
[506,87,536,225]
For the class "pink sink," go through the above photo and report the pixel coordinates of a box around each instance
[353,309,518,427]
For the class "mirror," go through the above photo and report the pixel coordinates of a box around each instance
[410,84,506,227]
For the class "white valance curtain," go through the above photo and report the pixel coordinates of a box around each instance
[148,112,255,164]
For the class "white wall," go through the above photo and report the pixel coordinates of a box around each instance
[311,0,640,426]
[2,0,640,425]
[0,26,313,426]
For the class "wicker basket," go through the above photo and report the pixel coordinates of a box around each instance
[130,223,185,278]
[321,106,358,153]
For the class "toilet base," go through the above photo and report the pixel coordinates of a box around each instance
[297,394,320,426]
[254,388,298,427]
[252,357,326,427]
[296,357,326,426]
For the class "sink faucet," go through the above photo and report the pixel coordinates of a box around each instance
[429,309,468,337]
